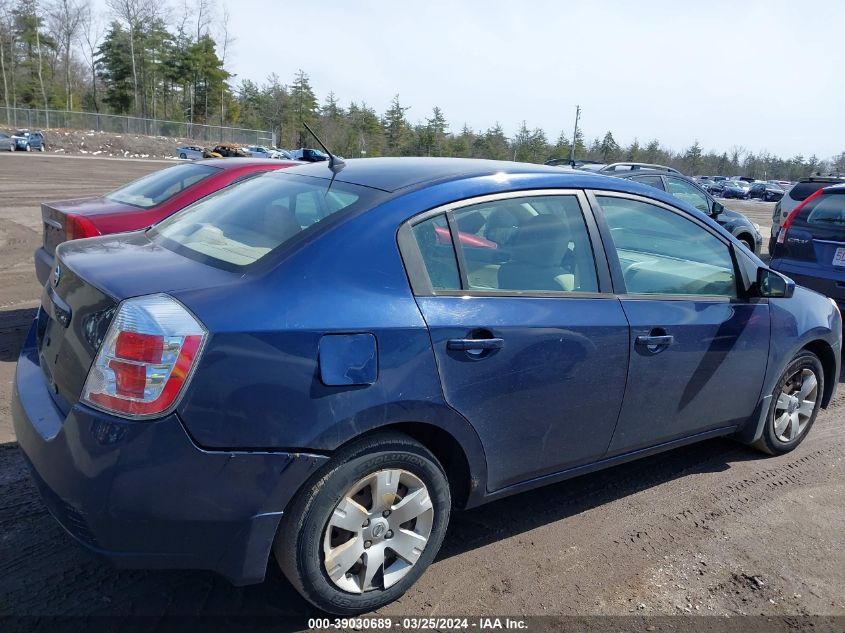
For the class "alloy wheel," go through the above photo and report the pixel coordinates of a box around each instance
[773,368,818,443]
[322,469,434,594]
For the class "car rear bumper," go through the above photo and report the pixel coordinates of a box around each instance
[770,259,845,307]
[12,320,328,585]
[34,246,52,286]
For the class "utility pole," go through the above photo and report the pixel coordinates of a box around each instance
[569,105,581,166]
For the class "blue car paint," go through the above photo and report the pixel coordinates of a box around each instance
[12,158,841,586]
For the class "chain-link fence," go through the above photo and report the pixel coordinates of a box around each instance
[1,107,275,146]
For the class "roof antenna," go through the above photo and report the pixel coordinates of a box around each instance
[303,122,345,173]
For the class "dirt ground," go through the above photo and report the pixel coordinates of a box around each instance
[0,154,843,624]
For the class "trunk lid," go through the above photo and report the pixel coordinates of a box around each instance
[39,231,239,413]
[41,197,138,256]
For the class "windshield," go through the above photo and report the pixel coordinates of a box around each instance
[151,173,381,268]
[106,163,218,209]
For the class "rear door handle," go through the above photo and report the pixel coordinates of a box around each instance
[635,334,674,347]
[447,338,504,351]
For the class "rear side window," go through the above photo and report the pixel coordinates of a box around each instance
[789,181,833,202]
[107,163,218,208]
[411,195,599,294]
[803,194,845,226]
[631,175,665,190]
[153,173,377,268]
[412,215,461,290]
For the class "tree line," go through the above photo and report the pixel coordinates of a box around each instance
[1,0,843,179]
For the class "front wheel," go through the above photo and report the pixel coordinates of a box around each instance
[754,351,823,455]
[275,432,451,614]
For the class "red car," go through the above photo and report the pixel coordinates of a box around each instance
[34,158,300,285]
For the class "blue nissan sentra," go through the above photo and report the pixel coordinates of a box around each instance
[12,158,842,614]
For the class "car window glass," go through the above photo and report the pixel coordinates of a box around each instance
[153,173,375,268]
[447,195,599,293]
[805,194,845,226]
[666,177,710,213]
[789,181,833,202]
[631,175,665,190]
[106,163,218,209]
[411,214,461,290]
[598,196,736,297]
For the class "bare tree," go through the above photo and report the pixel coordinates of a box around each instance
[106,0,153,115]
[78,0,101,111]
[0,0,11,123]
[217,2,232,128]
[47,0,87,110]
[33,1,50,126]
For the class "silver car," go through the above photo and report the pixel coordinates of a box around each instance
[176,145,207,160]
[0,132,16,151]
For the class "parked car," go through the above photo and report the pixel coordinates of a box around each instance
[11,129,45,151]
[33,158,300,285]
[291,147,330,162]
[771,183,845,311]
[13,158,840,614]
[720,180,750,199]
[612,168,763,253]
[769,175,845,252]
[749,181,784,202]
[244,145,288,159]
[0,132,16,151]
[212,144,250,157]
[176,145,221,160]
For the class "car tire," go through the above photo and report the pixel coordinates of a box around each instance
[39,145,45,152]
[25,144,31,152]
[739,235,756,253]
[275,431,451,615]
[179,152,187,159]
[753,351,824,456]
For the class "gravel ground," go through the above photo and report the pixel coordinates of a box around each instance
[0,154,842,625]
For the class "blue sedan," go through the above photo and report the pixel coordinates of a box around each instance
[12,158,842,614]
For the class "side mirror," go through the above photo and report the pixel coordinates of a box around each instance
[757,268,795,299]
[711,201,725,217]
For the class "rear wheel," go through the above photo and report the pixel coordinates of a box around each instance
[275,432,451,615]
[179,152,187,159]
[754,351,823,455]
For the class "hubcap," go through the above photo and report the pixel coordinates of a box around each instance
[322,469,434,594]
[773,368,818,443]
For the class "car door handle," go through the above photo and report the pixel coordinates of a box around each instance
[636,334,674,347]
[447,338,504,351]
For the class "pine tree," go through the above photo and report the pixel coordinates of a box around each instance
[383,94,409,155]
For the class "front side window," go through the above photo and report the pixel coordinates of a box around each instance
[411,195,599,294]
[665,177,710,213]
[597,195,736,297]
[107,163,219,209]
[153,173,378,267]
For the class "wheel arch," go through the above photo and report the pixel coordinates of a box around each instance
[802,339,837,408]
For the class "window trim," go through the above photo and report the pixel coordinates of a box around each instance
[587,189,747,301]
[397,189,613,298]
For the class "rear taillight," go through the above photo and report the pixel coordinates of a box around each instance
[777,188,826,245]
[82,294,207,419]
[65,213,100,241]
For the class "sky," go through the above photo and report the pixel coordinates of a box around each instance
[98,0,845,158]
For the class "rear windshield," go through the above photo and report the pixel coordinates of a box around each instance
[804,194,845,226]
[107,163,218,208]
[151,173,379,268]
[789,181,834,202]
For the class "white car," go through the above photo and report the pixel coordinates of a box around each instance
[244,145,290,159]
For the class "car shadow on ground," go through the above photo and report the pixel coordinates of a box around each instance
[0,307,37,363]
[0,434,764,621]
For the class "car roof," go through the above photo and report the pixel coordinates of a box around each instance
[286,157,598,193]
